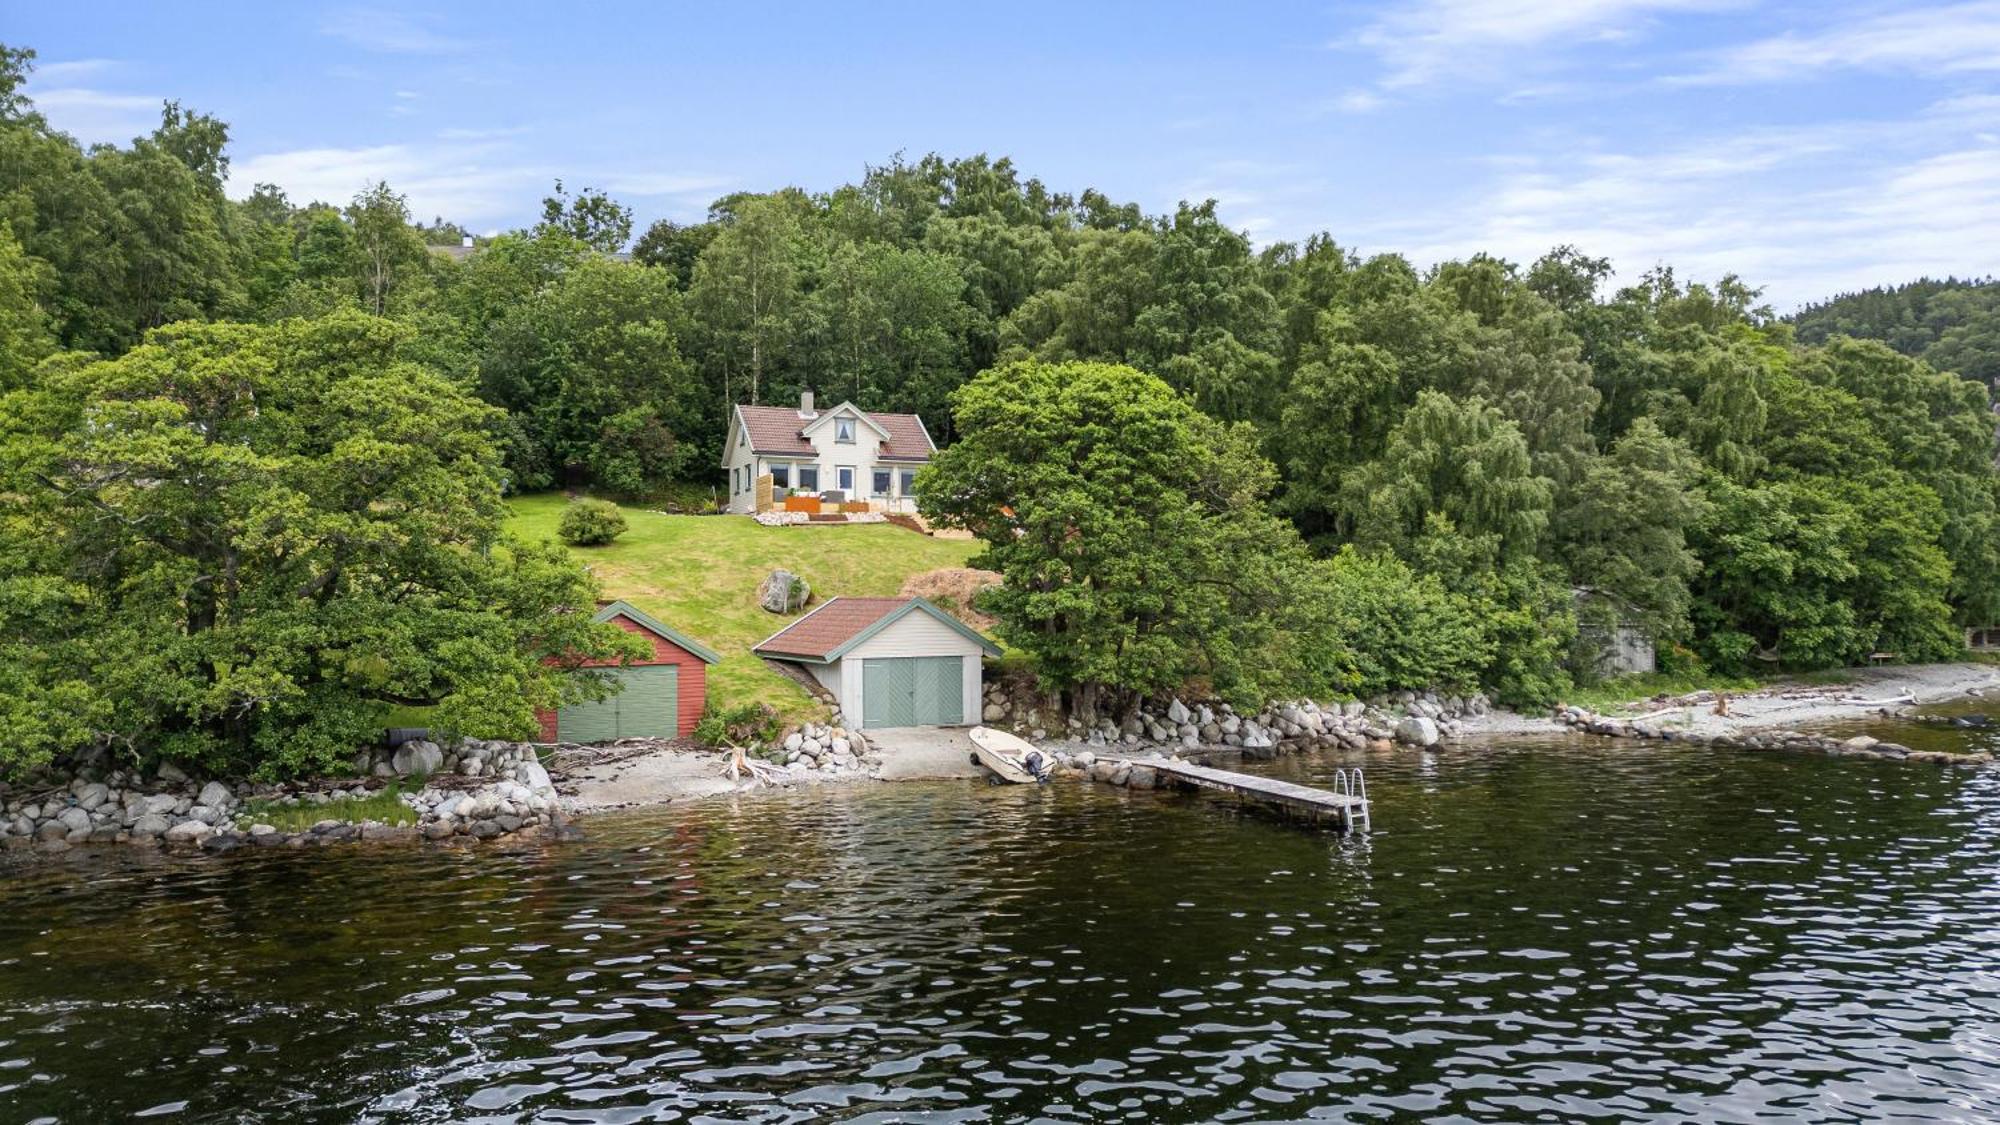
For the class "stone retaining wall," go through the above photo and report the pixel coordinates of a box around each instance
[981,683,1490,756]
[774,722,879,778]
[0,738,569,854]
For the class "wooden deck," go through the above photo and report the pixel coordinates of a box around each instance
[1112,756,1370,831]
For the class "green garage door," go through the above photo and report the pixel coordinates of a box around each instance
[860,656,963,728]
[557,664,679,742]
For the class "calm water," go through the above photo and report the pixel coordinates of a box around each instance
[5,723,2000,1122]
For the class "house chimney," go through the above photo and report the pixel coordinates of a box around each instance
[800,390,816,417]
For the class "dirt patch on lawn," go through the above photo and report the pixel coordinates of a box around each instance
[900,567,1001,630]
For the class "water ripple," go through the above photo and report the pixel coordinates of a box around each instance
[2,737,1999,1121]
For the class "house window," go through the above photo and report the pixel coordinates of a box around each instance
[797,465,819,491]
[835,417,856,444]
[770,463,790,488]
[837,466,856,492]
[872,468,891,496]
[899,469,917,496]
[739,425,749,449]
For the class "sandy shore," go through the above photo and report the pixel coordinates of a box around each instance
[554,728,988,813]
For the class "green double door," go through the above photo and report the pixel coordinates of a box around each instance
[860,656,964,728]
[557,664,679,742]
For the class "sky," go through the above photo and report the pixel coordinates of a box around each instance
[7,0,2000,309]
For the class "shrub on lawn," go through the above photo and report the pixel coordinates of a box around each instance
[560,498,628,546]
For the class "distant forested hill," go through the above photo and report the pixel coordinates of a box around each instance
[1792,278,2000,390]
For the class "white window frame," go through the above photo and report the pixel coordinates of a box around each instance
[871,468,891,496]
[835,417,856,444]
[837,465,856,493]
[797,464,820,492]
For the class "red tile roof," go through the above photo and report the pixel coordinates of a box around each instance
[737,404,933,462]
[753,597,912,661]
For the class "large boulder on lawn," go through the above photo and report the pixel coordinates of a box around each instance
[758,569,810,614]
[1394,716,1440,747]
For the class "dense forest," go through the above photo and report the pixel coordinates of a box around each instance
[2,42,1997,773]
[1792,278,2000,393]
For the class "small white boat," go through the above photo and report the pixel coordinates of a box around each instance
[968,726,1053,784]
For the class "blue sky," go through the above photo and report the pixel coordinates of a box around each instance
[7,1,2000,308]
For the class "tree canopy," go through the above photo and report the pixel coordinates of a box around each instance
[3,33,1998,743]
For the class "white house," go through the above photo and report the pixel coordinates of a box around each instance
[720,391,936,514]
[753,596,1000,729]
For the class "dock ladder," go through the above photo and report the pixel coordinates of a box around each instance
[1332,767,1372,833]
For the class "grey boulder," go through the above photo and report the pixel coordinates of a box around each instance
[1394,716,1441,748]
[392,740,444,776]
[757,569,811,614]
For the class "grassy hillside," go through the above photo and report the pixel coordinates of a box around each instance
[507,495,981,720]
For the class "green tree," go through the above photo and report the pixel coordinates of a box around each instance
[1296,547,1490,698]
[479,257,701,493]
[539,180,633,253]
[633,218,718,288]
[0,219,53,387]
[0,309,643,776]
[920,360,1314,716]
[1552,418,1707,638]
[808,240,975,425]
[346,181,426,315]
[688,193,807,405]
[1345,390,1554,571]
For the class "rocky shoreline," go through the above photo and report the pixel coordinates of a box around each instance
[0,738,569,855]
[1552,705,1991,764]
[11,664,1993,859]
[981,683,1489,754]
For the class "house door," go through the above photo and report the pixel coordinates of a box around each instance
[557,665,679,742]
[860,656,963,728]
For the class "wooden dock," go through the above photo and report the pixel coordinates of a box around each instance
[1112,756,1371,832]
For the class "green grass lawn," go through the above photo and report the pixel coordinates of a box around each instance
[1565,670,1764,713]
[239,785,415,831]
[508,494,981,720]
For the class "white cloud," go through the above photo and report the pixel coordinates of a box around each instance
[1326,89,1386,114]
[1670,1,2000,85]
[229,139,541,215]
[1344,0,1738,90]
[31,58,119,82]
[319,8,478,54]
[228,138,730,226]
[29,87,161,145]
[1168,160,1327,244]
[1342,102,2000,308]
[435,125,529,141]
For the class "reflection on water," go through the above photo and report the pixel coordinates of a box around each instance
[1818,690,2000,757]
[3,732,2000,1122]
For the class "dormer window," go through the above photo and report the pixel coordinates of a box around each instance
[835,417,856,444]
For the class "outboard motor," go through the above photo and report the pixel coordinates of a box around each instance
[1022,748,1053,783]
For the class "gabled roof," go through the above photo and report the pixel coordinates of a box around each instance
[801,401,891,440]
[596,600,722,664]
[752,596,1001,664]
[731,404,935,463]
